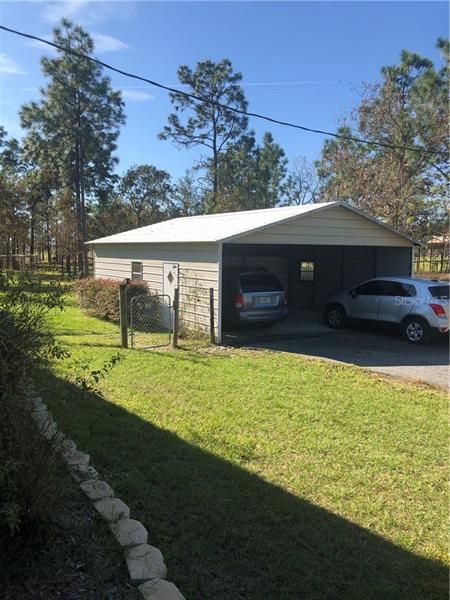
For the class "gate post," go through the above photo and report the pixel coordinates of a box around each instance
[172,287,180,349]
[119,282,128,348]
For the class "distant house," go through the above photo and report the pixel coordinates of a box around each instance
[426,234,449,246]
[88,201,420,343]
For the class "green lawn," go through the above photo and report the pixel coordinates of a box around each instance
[37,292,448,599]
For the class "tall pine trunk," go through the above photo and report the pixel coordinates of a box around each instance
[79,143,89,277]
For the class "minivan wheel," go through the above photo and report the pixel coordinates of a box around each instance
[325,304,346,329]
[402,317,430,344]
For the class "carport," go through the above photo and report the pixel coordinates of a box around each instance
[219,202,419,341]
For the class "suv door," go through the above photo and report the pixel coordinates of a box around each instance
[347,280,390,320]
[378,281,416,323]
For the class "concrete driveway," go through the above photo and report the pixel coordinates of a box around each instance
[223,310,449,389]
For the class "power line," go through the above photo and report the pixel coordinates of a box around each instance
[0,23,445,160]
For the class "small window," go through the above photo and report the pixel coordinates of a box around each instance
[131,261,143,281]
[299,261,314,282]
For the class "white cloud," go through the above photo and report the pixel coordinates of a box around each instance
[0,53,26,75]
[122,90,155,102]
[41,0,135,25]
[41,0,89,23]
[24,31,127,55]
[92,33,128,53]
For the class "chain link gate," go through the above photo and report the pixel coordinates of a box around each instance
[129,294,172,349]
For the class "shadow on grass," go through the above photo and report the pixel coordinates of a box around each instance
[37,369,447,600]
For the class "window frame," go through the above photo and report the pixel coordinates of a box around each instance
[131,261,143,281]
[299,260,315,282]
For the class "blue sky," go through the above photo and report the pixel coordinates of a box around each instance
[0,1,448,180]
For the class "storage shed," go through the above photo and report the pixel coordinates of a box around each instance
[88,201,419,343]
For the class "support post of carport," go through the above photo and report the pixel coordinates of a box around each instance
[209,287,215,344]
[217,242,223,344]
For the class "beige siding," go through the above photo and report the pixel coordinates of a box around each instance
[179,265,219,335]
[230,206,413,247]
[93,243,219,336]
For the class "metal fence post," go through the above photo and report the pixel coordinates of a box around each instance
[119,283,128,348]
[172,287,180,349]
[209,287,215,344]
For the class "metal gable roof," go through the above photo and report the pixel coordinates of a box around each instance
[87,201,420,246]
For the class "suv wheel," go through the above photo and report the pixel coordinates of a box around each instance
[402,317,430,344]
[324,304,346,329]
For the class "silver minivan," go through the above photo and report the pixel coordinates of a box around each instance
[223,267,288,326]
[324,277,449,344]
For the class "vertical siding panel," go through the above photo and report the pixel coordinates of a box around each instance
[376,247,412,277]
[342,247,377,289]
[313,246,343,307]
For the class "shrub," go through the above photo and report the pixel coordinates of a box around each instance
[0,271,66,539]
[73,277,149,322]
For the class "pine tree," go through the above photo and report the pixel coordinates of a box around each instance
[20,19,125,275]
[159,59,248,211]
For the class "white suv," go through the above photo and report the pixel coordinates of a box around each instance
[324,277,449,344]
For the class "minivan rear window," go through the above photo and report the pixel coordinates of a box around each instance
[429,285,450,299]
[240,273,283,292]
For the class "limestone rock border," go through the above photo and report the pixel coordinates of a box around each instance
[29,393,185,599]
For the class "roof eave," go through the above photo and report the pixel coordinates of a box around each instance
[339,203,423,246]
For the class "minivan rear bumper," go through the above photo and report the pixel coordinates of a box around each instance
[237,308,288,323]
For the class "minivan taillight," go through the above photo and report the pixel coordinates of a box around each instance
[234,293,243,309]
[430,303,446,318]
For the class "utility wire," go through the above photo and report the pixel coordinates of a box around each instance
[0,23,446,160]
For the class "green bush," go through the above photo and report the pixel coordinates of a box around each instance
[0,271,66,539]
[73,277,149,322]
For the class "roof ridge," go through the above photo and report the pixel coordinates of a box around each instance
[165,203,325,223]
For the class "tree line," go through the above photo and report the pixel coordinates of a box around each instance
[1,19,448,276]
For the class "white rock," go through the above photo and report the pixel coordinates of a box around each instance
[80,479,113,500]
[58,438,77,454]
[71,465,99,483]
[64,449,90,468]
[41,423,60,440]
[52,431,65,444]
[31,410,50,424]
[31,412,59,438]
[110,518,148,548]
[138,579,184,600]
[125,544,167,584]
[94,497,130,522]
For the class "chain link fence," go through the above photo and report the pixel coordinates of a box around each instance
[129,294,172,349]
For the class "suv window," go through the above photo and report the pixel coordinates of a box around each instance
[429,285,450,299]
[387,282,416,297]
[240,273,283,293]
[354,280,390,296]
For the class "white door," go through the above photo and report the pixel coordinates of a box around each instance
[163,263,179,305]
